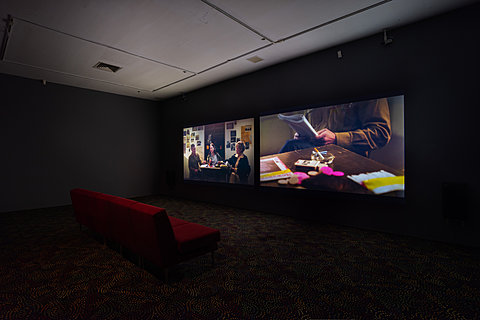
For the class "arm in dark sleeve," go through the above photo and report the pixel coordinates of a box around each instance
[226,155,236,166]
[236,156,251,179]
[335,98,391,155]
[188,156,195,171]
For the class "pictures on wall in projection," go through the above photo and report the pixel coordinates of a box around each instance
[259,95,405,197]
[183,118,254,185]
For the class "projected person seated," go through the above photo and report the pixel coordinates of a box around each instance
[226,141,251,184]
[279,98,391,157]
[206,142,222,166]
[188,144,203,180]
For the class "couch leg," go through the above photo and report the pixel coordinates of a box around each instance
[138,256,144,269]
[211,251,215,266]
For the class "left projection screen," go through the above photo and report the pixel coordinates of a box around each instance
[183,118,255,185]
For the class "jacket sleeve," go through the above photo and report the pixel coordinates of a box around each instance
[237,157,251,178]
[335,98,391,156]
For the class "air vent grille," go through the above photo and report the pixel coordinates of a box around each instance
[247,56,263,63]
[93,62,122,73]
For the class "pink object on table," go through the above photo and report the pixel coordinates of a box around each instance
[293,172,310,183]
[320,166,333,175]
[332,171,344,176]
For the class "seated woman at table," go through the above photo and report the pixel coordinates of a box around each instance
[226,141,251,184]
[206,142,222,166]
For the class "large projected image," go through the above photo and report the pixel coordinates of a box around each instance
[184,118,254,185]
[260,95,405,197]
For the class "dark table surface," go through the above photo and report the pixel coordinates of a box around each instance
[199,164,230,183]
[260,144,403,195]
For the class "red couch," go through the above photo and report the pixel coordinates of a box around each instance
[70,188,220,280]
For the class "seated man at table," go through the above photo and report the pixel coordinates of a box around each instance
[188,144,203,179]
[279,98,391,157]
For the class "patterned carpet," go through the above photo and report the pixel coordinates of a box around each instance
[1,195,479,319]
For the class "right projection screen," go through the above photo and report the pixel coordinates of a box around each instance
[259,95,405,198]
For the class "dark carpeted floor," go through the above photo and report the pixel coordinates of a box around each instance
[1,195,479,319]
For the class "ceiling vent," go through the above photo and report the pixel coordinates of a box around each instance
[246,56,264,63]
[93,62,122,73]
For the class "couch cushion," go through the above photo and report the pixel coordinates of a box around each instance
[105,197,138,246]
[71,188,221,268]
[173,223,220,254]
[70,189,95,228]
[129,203,178,267]
[71,188,108,231]
[168,216,189,228]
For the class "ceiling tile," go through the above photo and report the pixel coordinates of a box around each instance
[2,0,267,72]
[206,0,381,41]
[151,0,479,100]
[0,0,477,100]
[4,18,191,91]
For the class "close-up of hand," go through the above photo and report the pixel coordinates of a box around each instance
[315,128,336,145]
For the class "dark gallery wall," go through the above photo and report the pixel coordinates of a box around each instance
[0,74,161,212]
[159,3,480,246]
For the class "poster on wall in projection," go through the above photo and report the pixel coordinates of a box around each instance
[259,95,405,197]
[183,118,254,185]
[241,125,252,144]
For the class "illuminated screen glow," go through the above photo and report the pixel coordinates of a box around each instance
[183,118,254,185]
[260,95,405,197]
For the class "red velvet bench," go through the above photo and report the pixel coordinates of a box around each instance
[70,188,220,281]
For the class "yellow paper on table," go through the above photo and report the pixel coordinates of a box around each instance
[363,176,404,194]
